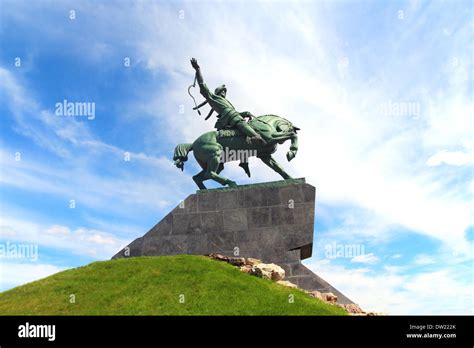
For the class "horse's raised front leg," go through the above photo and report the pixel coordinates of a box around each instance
[259,155,293,180]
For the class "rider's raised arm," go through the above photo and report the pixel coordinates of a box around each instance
[198,77,212,100]
[195,65,204,85]
[191,58,213,100]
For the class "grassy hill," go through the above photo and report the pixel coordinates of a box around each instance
[0,255,347,315]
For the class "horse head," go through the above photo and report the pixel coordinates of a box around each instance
[250,115,299,161]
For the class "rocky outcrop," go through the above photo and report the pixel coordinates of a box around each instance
[249,263,285,281]
[208,253,284,280]
[207,253,378,315]
[276,280,298,289]
[338,303,365,314]
[308,290,324,301]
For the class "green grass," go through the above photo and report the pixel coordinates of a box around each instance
[0,255,347,315]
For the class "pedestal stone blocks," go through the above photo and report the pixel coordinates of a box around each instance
[112,178,354,304]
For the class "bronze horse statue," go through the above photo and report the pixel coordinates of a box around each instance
[173,114,299,189]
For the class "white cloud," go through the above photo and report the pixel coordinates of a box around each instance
[46,225,70,236]
[0,262,66,292]
[84,233,118,246]
[305,259,474,315]
[414,254,436,266]
[0,216,129,259]
[0,146,177,215]
[351,253,379,264]
[427,149,474,166]
[0,225,17,238]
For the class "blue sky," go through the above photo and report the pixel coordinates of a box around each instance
[0,0,472,314]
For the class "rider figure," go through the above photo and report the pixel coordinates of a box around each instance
[190,58,266,144]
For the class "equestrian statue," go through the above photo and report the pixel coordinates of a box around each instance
[173,58,299,190]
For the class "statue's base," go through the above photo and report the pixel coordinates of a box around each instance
[112,178,353,304]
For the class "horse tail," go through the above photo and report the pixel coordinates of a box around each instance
[173,143,193,171]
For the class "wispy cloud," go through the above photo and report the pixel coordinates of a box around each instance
[351,253,379,264]
[427,143,474,167]
[0,216,129,258]
[0,262,66,292]
[0,68,192,214]
[306,259,474,315]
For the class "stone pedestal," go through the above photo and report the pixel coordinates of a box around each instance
[112,178,353,304]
